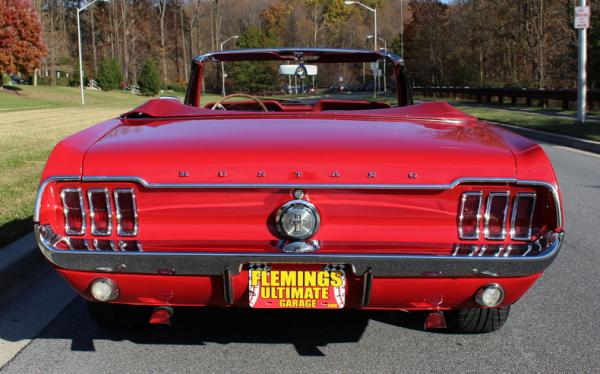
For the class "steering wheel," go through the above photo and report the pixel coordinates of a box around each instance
[211,93,269,112]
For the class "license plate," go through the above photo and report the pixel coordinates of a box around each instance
[248,264,346,309]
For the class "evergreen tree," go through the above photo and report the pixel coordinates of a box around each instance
[227,27,279,94]
[96,59,122,91]
[69,64,89,87]
[138,59,160,96]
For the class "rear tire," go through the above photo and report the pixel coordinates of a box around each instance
[87,301,150,330]
[448,306,510,333]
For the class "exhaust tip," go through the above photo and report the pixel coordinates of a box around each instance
[149,306,173,325]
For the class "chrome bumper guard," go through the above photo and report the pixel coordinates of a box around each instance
[35,225,562,278]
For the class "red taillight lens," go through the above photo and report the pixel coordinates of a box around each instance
[94,239,114,251]
[511,193,536,240]
[114,188,138,236]
[484,192,509,240]
[459,192,482,240]
[61,188,85,235]
[88,188,112,235]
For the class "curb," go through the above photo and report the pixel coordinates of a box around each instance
[0,233,50,305]
[492,122,600,155]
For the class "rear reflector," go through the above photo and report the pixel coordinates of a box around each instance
[458,192,482,240]
[114,188,138,236]
[61,188,85,235]
[88,188,112,236]
[484,192,509,240]
[511,193,536,240]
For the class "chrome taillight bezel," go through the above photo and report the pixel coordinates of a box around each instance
[88,188,112,236]
[61,188,86,235]
[511,192,537,241]
[458,191,483,240]
[114,188,138,236]
[484,191,510,240]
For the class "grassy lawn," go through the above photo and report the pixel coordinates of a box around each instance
[414,97,600,142]
[453,104,600,142]
[0,85,219,248]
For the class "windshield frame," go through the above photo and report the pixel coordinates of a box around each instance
[184,48,413,109]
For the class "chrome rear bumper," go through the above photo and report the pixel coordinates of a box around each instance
[35,225,562,278]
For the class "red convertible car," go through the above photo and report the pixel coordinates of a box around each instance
[34,48,563,333]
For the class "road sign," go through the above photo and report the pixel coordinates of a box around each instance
[574,6,590,29]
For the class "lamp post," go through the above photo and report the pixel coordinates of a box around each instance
[77,0,109,105]
[344,1,377,98]
[368,35,387,92]
[400,0,403,57]
[220,35,239,97]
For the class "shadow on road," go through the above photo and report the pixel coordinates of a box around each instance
[33,298,431,356]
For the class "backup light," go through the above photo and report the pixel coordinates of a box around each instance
[89,278,119,302]
[475,284,504,307]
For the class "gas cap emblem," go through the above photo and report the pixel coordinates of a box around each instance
[275,200,320,240]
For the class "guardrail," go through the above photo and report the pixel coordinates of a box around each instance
[413,87,600,110]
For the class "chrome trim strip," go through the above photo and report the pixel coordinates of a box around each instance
[34,176,563,228]
[458,192,483,240]
[34,175,80,222]
[81,176,518,190]
[484,192,510,240]
[88,188,112,236]
[510,192,537,240]
[61,188,86,236]
[35,225,563,278]
[114,188,138,237]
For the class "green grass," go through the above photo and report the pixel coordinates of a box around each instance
[414,97,600,142]
[0,85,154,111]
[0,85,220,248]
[452,104,600,142]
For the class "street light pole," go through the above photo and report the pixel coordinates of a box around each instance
[76,0,108,105]
[220,35,239,97]
[344,1,377,98]
[576,0,588,123]
[400,0,403,57]
[368,35,387,92]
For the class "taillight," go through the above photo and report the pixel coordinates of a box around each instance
[88,188,112,236]
[484,192,509,240]
[61,188,85,235]
[114,188,138,236]
[94,239,114,251]
[458,192,482,239]
[511,192,536,240]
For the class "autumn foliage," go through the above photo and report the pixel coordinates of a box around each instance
[0,0,47,83]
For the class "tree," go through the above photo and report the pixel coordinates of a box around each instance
[96,58,123,91]
[0,0,47,88]
[70,63,89,87]
[138,58,161,96]
[227,26,279,93]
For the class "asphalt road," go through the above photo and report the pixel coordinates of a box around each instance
[1,143,599,373]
